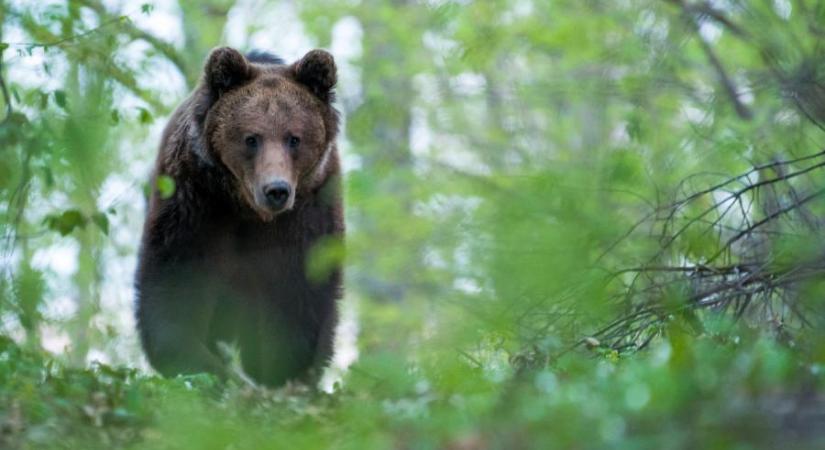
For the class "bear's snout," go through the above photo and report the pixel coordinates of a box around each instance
[263,180,292,211]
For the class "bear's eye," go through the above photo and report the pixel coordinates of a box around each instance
[287,135,301,150]
[244,135,259,149]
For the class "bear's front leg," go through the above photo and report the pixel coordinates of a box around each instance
[239,304,316,387]
[141,321,229,380]
[136,274,229,380]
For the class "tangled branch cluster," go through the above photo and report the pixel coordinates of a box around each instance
[600,150,825,351]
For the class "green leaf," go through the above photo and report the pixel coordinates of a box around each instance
[141,3,154,15]
[53,90,67,110]
[0,42,8,53]
[44,209,87,236]
[306,237,345,282]
[138,107,153,124]
[91,212,110,235]
[38,91,49,110]
[156,175,176,199]
[110,109,120,124]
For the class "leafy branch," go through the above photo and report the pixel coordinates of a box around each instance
[4,2,188,112]
[75,0,187,77]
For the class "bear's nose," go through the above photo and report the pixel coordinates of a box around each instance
[263,181,292,210]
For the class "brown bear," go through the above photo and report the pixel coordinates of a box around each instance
[135,47,343,387]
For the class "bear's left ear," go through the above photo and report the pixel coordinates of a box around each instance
[204,47,257,97]
[293,49,337,102]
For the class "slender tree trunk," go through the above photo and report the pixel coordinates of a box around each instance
[178,0,236,87]
[64,60,110,365]
[348,0,419,302]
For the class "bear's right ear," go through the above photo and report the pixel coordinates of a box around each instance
[203,47,257,97]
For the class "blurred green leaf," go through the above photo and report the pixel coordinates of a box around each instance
[156,175,176,199]
[44,209,87,236]
[53,90,67,110]
[306,237,345,282]
[91,212,109,236]
[38,91,49,110]
[138,107,153,124]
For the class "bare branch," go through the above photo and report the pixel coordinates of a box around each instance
[666,0,754,120]
[709,186,825,262]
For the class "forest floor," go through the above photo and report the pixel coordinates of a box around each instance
[2,335,825,449]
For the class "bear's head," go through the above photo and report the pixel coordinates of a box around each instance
[197,47,338,221]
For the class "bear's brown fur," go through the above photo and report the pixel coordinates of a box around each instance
[135,48,343,387]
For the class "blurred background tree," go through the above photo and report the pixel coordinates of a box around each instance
[1,0,825,448]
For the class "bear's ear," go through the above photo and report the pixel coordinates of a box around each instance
[293,49,337,102]
[203,47,257,97]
